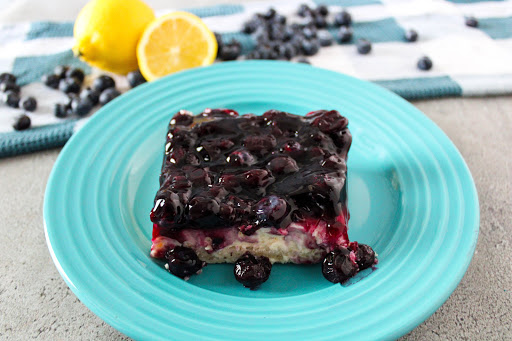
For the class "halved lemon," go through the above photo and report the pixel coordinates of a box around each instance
[137,12,218,81]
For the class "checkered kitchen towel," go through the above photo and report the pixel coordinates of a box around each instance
[1,0,512,157]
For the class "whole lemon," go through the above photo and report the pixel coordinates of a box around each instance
[73,0,155,74]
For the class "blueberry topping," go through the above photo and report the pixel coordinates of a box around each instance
[254,195,288,226]
[12,114,31,131]
[79,87,100,105]
[337,26,353,43]
[355,243,375,270]
[322,248,358,284]
[0,72,16,84]
[171,110,194,126]
[465,16,478,28]
[0,81,20,94]
[3,90,20,108]
[165,246,206,279]
[417,56,433,71]
[53,65,69,79]
[71,97,94,116]
[127,70,146,88]
[234,252,272,289]
[58,77,81,94]
[356,39,372,54]
[334,10,352,27]
[54,103,68,118]
[93,75,116,92]
[65,67,85,83]
[42,74,60,89]
[99,88,120,105]
[20,96,37,111]
[405,29,418,42]
[267,156,298,174]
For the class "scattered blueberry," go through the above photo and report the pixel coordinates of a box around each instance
[234,252,272,289]
[405,29,418,42]
[314,16,327,29]
[165,246,206,279]
[3,90,20,108]
[301,40,320,56]
[65,67,85,83]
[337,26,353,43]
[355,244,376,270]
[92,75,115,92]
[79,87,100,105]
[322,248,358,284]
[71,97,94,116]
[302,26,317,40]
[318,30,333,47]
[54,65,69,79]
[127,70,146,88]
[99,87,120,105]
[334,10,352,27]
[42,74,60,89]
[317,5,329,16]
[356,39,372,54]
[12,114,31,131]
[297,57,311,64]
[297,4,311,17]
[0,82,20,94]
[54,103,68,118]
[417,56,433,71]
[0,72,16,84]
[20,97,37,111]
[465,16,478,28]
[58,77,81,94]
[219,40,242,61]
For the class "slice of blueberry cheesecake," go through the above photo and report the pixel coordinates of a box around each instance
[150,108,376,289]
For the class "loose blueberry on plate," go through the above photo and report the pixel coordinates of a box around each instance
[93,75,116,92]
[165,246,206,279]
[42,74,60,89]
[465,16,478,28]
[3,90,20,108]
[334,10,352,27]
[54,103,68,118]
[80,87,100,105]
[355,243,376,270]
[12,114,31,131]
[234,252,272,289]
[71,97,94,116]
[405,29,418,42]
[65,67,85,83]
[0,81,20,94]
[337,26,353,43]
[356,38,372,54]
[59,77,81,94]
[127,70,146,88]
[318,30,333,46]
[20,96,37,112]
[99,88,120,105]
[417,56,433,71]
[0,72,16,84]
[322,248,358,284]
[302,40,320,56]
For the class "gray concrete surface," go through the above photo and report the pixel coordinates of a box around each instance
[1,96,511,340]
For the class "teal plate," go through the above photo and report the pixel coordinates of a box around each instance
[44,61,479,340]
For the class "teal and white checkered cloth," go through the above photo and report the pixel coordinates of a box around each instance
[1,0,512,157]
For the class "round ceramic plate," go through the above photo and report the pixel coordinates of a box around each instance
[44,61,479,340]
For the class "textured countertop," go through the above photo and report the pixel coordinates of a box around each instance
[1,0,511,340]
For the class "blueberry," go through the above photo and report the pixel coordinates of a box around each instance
[322,248,358,284]
[65,67,85,83]
[310,110,347,133]
[405,29,418,42]
[3,90,19,108]
[283,26,295,41]
[465,16,478,28]
[334,10,352,27]
[254,195,288,225]
[54,103,68,118]
[337,26,353,43]
[297,57,311,64]
[92,75,115,92]
[214,33,224,57]
[302,26,317,40]
[53,65,69,79]
[268,24,285,41]
[12,114,31,131]
[227,150,255,166]
[165,246,206,279]
[301,40,320,56]
[41,74,60,89]
[0,72,16,84]
[99,87,120,105]
[219,40,242,61]
[277,44,295,60]
[71,97,94,116]
[241,169,274,188]
[0,81,20,94]
[317,5,329,16]
[318,30,333,46]
[234,252,272,289]
[356,38,372,54]
[315,16,327,29]
[417,56,433,71]
[246,50,262,60]
[297,4,312,17]
[79,87,100,105]
[127,70,146,88]
[20,96,37,111]
[170,110,194,126]
[355,244,376,270]
[267,156,298,174]
[188,196,220,221]
[263,8,276,20]
[59,77,81,94]
[243,19,259,34]
[274,15,287,25]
